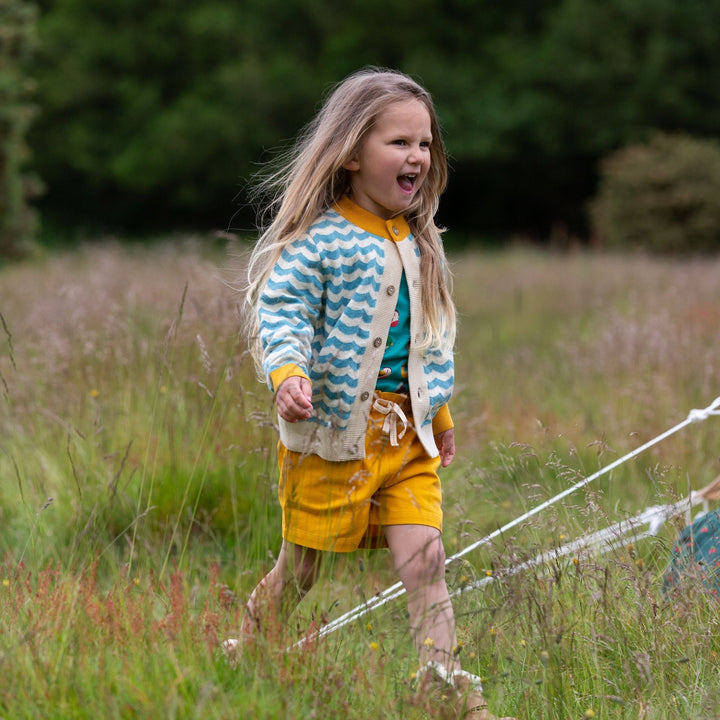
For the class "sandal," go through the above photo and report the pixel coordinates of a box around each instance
[417,662,517,720]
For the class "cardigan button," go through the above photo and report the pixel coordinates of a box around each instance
[373,337,383,348]
[360,391,370,401]
[386,285,396,296]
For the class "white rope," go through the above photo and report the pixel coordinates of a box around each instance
[446,395,720,565]
[292,395,720,648]
[450,491,708,600]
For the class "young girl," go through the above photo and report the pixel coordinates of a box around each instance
[238,67,515,720]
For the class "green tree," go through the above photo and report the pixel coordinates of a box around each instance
[29,0,560,235]
[417,0,720,237]
[30,0,339,233]
[26,0,720,240]
[0,0,40,258]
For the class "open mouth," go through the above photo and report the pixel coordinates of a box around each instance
[397,174,416,193]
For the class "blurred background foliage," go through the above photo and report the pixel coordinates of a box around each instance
[3,0,720,254]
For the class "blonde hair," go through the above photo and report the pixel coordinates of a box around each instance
[245,67,456,364]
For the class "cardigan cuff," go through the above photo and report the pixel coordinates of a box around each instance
[431,404,454,435]
[269,364,310,393]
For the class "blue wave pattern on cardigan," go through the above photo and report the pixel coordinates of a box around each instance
[259,205,454,447]
[421,349,454,428]
[260,210,385,427]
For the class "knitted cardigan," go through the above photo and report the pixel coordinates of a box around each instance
[258,196,454,461]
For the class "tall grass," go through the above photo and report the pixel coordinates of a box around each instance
[1,241,720,718]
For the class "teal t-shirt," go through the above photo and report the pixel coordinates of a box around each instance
[376,272,410,393]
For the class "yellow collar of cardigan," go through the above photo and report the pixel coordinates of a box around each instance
[334,196,411,242]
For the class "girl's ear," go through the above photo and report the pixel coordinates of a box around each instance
[343,155,360,171]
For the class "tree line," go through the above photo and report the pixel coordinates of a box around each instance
[3,0,720,254]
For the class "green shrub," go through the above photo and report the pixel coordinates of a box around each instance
[590,133,720,254]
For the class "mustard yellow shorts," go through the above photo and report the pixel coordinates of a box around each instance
[277,392,443,552]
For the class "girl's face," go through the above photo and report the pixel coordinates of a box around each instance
[343,98,432,220]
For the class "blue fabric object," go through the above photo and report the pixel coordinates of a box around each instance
[664,509,720,595]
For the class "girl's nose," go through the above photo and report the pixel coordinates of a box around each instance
[407,145,424,165]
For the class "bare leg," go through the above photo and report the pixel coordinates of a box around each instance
[385,525,516,720]
[240,540,321,637]
[384,524,460,673]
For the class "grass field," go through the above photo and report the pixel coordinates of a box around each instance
[1,240,720,719]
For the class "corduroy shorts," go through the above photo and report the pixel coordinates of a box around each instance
[277,392,443,552]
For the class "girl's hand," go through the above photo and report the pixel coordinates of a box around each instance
[276,376,313,422]
[434,428,455,468]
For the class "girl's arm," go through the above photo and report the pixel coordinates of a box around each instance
[257,236,324,389]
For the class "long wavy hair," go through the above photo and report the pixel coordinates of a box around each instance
[244,67,456,366]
